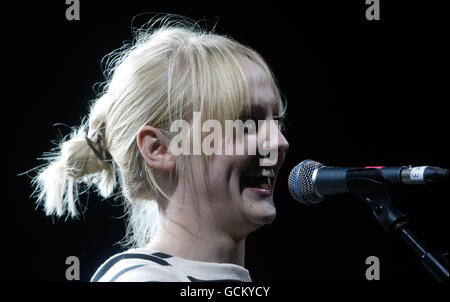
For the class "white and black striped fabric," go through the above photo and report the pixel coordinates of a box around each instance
[91,248,252,282]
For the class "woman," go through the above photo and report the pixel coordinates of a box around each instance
[32,16,289,282]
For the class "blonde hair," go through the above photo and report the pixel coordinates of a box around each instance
[31,15,285,248]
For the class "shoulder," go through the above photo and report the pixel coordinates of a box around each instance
[91,249,187,282]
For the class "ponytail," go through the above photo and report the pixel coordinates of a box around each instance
[32,115,116,218]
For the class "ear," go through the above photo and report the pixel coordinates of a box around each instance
[137,125,175,171]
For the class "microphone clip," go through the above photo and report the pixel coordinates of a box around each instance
[362,192,407,233]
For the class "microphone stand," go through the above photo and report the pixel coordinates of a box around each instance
[362,192,449,282]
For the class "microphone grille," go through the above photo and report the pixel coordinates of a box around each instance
[288,159,324,205]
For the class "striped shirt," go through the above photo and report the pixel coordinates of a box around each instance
[91,248,252,282]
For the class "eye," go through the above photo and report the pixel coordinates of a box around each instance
[240,115,259,134]
[273,116,286,131]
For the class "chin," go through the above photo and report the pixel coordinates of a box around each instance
[246,200,277,226]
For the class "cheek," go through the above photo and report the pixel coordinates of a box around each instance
[202,135,258,192]
[206,154,250,189]
[233,132,258,157]
[210,155,244,177]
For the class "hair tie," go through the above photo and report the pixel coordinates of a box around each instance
[85,136,112,161]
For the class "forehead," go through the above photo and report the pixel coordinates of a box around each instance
[238,56,277,111]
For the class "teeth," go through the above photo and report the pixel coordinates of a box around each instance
[261,168,275,178]
[244,168,275,178]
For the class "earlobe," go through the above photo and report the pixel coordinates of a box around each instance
[137,125,175,171]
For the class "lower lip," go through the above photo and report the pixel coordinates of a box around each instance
[246,187,273,196]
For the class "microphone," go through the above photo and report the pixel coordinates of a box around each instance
[288,159,448,205]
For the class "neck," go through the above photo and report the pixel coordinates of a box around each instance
[145,204,247,267]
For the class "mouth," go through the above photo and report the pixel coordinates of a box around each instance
[240,159,277,194]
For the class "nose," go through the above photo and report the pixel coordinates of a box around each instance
[260,120,289,151]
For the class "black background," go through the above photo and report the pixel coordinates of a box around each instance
[4,0,448,285]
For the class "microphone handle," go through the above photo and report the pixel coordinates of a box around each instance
[314,167,348,197]
[314,166,405,197]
